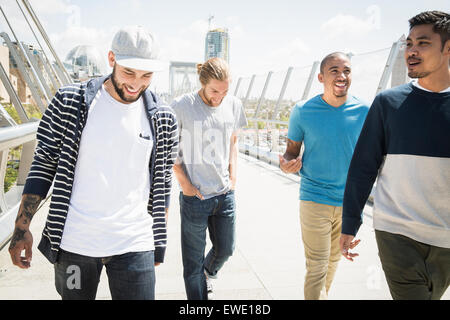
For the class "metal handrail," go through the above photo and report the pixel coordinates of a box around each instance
[246,118,288,126]
[0,122,38,249]
[0,121,39,147]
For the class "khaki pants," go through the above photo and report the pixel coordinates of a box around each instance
[300,200,342,300]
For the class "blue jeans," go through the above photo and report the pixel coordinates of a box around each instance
[54,249,155,300]
[180,190,236,300]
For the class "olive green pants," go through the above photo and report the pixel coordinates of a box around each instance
[375,230,450,300]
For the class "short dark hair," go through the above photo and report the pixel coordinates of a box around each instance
[319,52,350,74]
[408,11,450,49]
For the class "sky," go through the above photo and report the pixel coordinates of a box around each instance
[1,0,449,97]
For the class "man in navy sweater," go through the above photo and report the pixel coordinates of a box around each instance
[340,11,450,300]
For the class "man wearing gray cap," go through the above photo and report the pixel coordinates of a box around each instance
[8,26,178,300]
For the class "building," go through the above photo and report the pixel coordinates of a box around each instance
[0,41,53,108]
[64,45,106,82]
[204,28,229,63]
[0,44,11,104]
[0,44,34,105]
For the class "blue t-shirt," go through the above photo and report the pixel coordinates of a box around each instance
[287,94,369,206]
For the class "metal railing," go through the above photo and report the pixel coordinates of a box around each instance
[234,36,408,167]
[170,37,408,160]
[0,121,38,249]
[0,0,70,248]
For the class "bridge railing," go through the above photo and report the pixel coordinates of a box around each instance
[168,37,408,165]
[0,121,38,249]
[0,0,71,248]
[235,37,407,167]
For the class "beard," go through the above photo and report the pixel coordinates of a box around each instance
[110,65,147,103]
[406,56,431,79]
[407,71,431,79]
[200,88,224,107]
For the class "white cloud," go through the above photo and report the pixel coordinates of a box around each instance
[28,0,71,15]
[50,25,116,73]
[321,5,381,38]
[1,0,85,55]
[128,0,144,12]
[254,38,311,72]
[225,16,244,40]
[161,19,208,63]
[271,38,311,57]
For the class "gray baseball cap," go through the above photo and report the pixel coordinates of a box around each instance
[111,25,164,72]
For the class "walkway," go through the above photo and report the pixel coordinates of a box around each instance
[0,153,448,300]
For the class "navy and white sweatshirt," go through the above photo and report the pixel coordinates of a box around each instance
[342,82,450,248]
[23,75,179,263]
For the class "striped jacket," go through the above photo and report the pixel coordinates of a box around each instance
[23,75,178,264]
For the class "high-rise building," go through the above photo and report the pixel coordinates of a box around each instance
[204,28,229,63]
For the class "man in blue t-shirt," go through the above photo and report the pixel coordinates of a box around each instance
[279,52,369,300]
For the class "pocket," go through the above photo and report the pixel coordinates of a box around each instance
[129,134,153,170]
[225,189,235,200]
[181,193,199,205]
[137,134,153,146]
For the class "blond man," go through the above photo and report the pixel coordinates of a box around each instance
[170,58,247,300]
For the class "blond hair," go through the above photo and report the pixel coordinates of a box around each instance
[197,57,230,86]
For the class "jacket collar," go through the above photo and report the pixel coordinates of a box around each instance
[84,74,161,116]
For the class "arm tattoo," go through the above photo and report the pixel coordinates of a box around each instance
[15,194,42,226]
[9,195,41,250]
[9,227,26,249]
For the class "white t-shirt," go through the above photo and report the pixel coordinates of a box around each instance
[60,85,154,257]
[412,79,450,93]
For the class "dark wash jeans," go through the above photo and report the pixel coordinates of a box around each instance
[180,190,236,300]
[54,249,155,300]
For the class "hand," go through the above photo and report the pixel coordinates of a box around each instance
[182,184,204,200]
[154,262,161,267]
[340,234,361,262]
[279,154,302,174]
[9,227,33,269]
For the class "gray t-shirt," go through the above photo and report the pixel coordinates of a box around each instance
[171,91,247,199]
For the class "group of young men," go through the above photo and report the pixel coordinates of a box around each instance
[7,10,449,300]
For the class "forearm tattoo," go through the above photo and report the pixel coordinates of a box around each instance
[9,227,26,250]
[15,194,41,226]
[9,195,41,250]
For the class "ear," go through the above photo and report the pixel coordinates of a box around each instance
[444,39,450,57]
[108,51,115,68]
[318,73,324,84]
